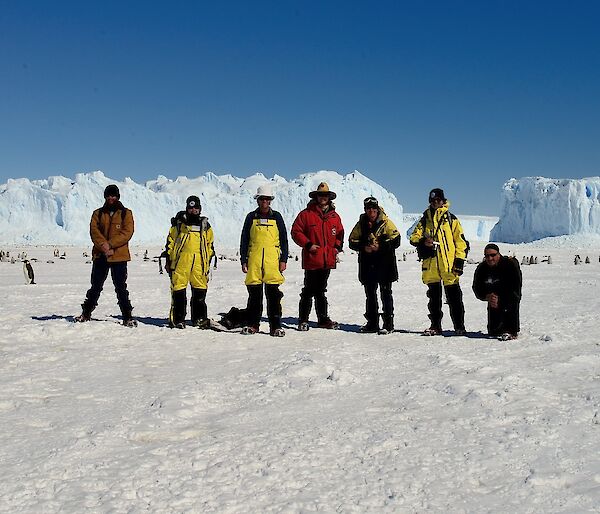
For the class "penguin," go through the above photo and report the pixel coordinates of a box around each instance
[23,260,35,284]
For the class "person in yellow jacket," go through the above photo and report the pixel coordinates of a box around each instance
[240,184,289,337]
[410,188,469,336]
[165,195,215,329]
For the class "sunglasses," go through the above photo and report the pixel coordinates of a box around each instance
[484,252,499,258]
[257,197,272,201]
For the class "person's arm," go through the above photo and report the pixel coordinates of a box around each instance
[381,218,401,249]
[89,209,108,250]
[275,212,289,263]
[240,213,253,265]
[472,264,488,301]
[348,220,363,252]
[291,211,310,249]
[335,215,344,252]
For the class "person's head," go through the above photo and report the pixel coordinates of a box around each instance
[309,182,336,209]
[428,188,446,209]
[254,184,274,212]
[484,243,501,266]
[363,196,380,222]
[104,184,120,206]
[186,195,201,214]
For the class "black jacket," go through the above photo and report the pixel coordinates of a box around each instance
[472,256,522,305]
[348,210,401,284]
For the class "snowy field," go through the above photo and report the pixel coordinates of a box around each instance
[1,242,599,513]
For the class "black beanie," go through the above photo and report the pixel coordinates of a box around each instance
[429,188,446,202]
[104,184,120,199]
[484,243,500,253]
[186,195,201,210]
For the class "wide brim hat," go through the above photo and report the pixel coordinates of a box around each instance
[254,184,275,200]
[309,181,337,200]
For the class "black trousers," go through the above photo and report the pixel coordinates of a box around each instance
[364,281,393,324]
[427,282,465,330]
[246,284,283,329]
[82,256,133,317]
[171,287,207,325]
[488,301,520,336]
[299,269,331,323]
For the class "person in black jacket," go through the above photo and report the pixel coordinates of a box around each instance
[472,244,522,340]
[348,197,401,334]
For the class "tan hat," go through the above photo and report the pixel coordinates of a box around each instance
[309,182,337,200]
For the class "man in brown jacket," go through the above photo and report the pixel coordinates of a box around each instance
[75,184,137,326]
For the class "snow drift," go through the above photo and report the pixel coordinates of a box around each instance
[491,176,600,243]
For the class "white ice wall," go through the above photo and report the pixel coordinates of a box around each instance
[0,170,404,248]
[490,177,600,243]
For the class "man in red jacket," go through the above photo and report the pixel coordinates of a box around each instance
[291,182,344,331]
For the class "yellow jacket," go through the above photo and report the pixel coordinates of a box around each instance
[166,212,215,291]
[409,201,469,285]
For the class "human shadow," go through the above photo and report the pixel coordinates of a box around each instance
[32,314,75,322]
[110,315,166,327]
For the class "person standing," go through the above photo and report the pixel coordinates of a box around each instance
[291,182,344,331]
[348,196,401,334]
[472,244,522,340]
[240,184,289,337]
[409,188,469,335]
[75,184,137,327]
[165,195,215,329]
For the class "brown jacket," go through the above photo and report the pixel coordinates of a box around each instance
[90,202,134,262]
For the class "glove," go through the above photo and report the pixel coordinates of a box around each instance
[452,258,465,276]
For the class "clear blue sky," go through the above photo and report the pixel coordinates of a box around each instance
[2,0,600,215]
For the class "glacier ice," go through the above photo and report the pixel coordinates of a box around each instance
[490,177,600,243]
[0,170,497,247]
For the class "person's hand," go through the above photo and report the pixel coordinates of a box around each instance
[486,293,499,309]
[452,258,465,276]
[309,244,320,253]
[105,248,115,257]
[279,262,286,272]
[242,263,248,273]
[100,242,111,254]
[423,237,434,247]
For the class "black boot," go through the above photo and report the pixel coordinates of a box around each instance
[380,315,394,334]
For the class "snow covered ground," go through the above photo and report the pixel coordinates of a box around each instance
[1,241,599,512]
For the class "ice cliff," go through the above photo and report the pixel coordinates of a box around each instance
[490,177,600,243]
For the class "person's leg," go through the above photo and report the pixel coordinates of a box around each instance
[81,256,110,316]
[265,284,283,332]
[444,283,465,331]
[298,271,314,323]
[314,269,332,324]
[170,289,187,326]
[503,301,520,335]
[487,305,503,336]
[363,281,379,330]
[191,288,208,324]
[110,262,133,320]
[426,282,443,330]
[246,284,264,328]
[380,281,394,331]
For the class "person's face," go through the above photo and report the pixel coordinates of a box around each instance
[105,194,118,206]
[429,197,444,209]
[365,206,378,222]
[187,206,200,216]
[484,249,501,267]
[257,196,272,211]
[317,193,330,206]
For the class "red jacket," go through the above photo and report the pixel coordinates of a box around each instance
[291,201,344,270]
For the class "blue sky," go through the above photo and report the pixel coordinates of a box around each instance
[2,1,600,215]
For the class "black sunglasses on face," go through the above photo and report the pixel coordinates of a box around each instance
[485,252,499,258]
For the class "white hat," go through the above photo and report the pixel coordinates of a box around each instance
[254,184,274,200]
